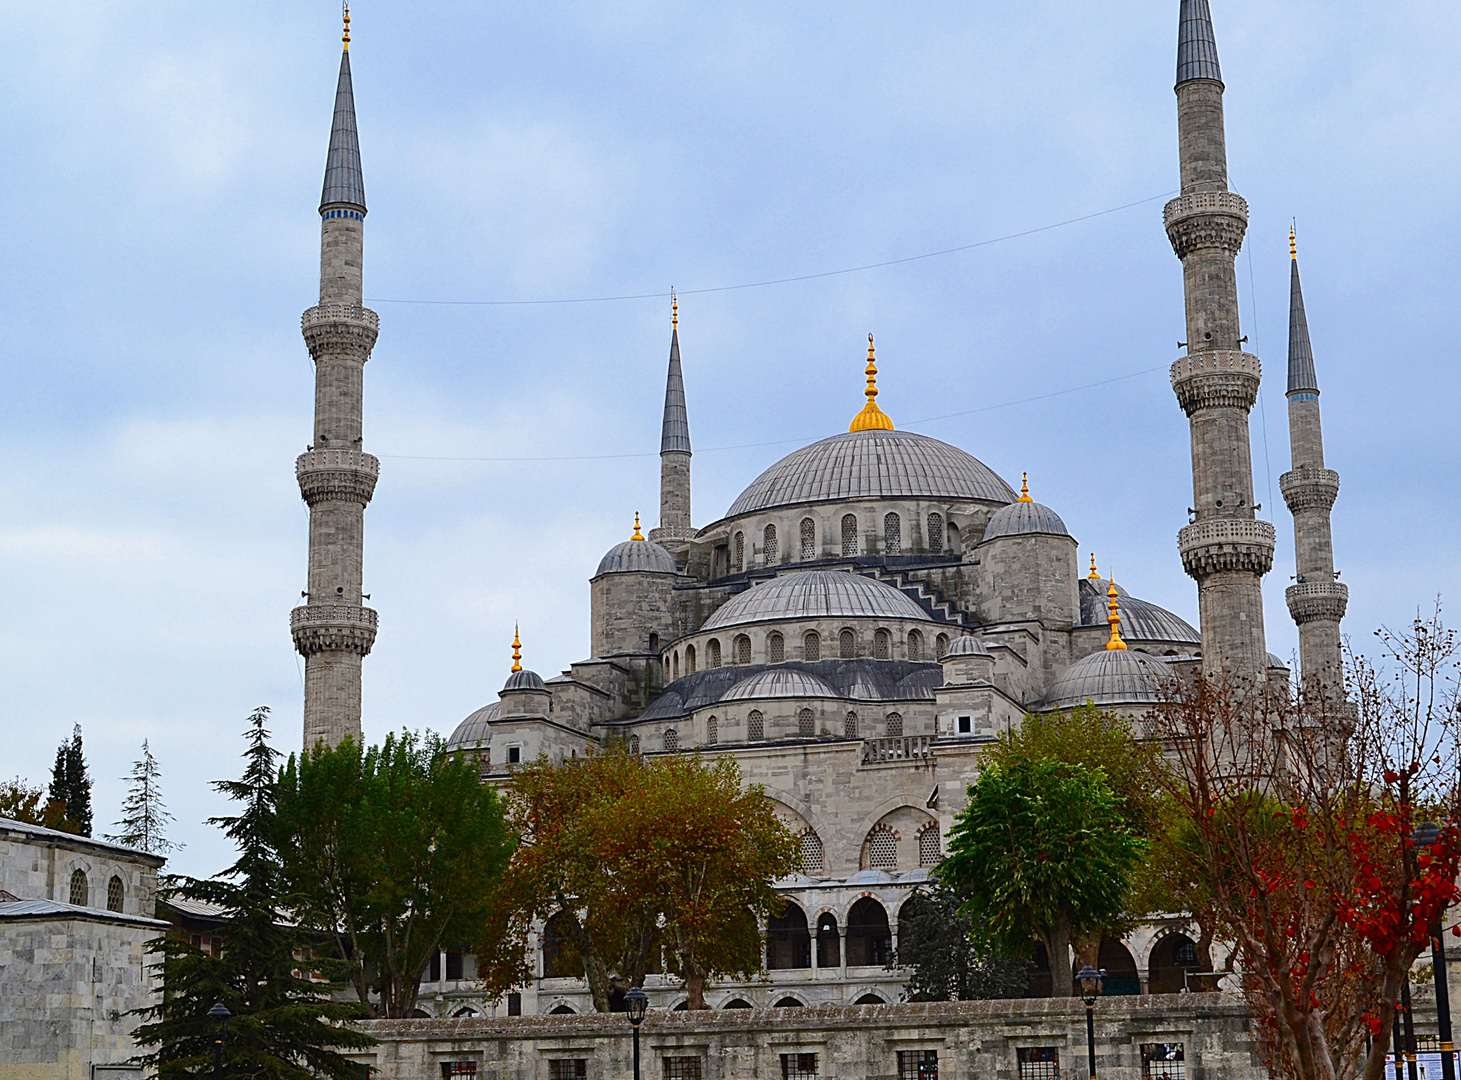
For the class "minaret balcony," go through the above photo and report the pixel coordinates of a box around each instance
[1170,350,1261,415]
[1285,581,1349,626]
[1178,518,1275,579]
[1279,467,1340,514]
[290,604,378,657]
[1164,191,1249,258]
[297,449,380,507]
[301,303,380,356]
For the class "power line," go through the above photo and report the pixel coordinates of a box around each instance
[364,191,1176,308]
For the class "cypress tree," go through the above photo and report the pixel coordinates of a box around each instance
[47,724,92,836]
[104,740,180,855]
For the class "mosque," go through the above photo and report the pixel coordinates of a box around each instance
[289,1,1347,1016]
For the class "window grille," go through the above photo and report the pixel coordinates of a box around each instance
[800,830,824,873]
[664,1058,704,1080]
[768,632,785,664]
[873,629,891,659]
[507,745,522,765]
[918,826,941,867]
[707,716,718,745]
[936,633,950,658]
[478,751,491,780]
[841,514,858,556]
[800,518,816,560]
[798,709,815,738]
[440,1063,478,1079]
[886,712,903,737]
[803,632,820,661]
[898,1050,939,1079]
[734,532,745,570]
[549,1061,587,1080]
[686,645,696,673]
[845,712,858,738]
[927,513,944,553]
[69,869,87,906]
[708,639,721,667]
[1175,940,1198,965]
[782,1054,819,1079]
[908,630,923,661]
[106,875,124,912]
[839,629,856,659]
[764,525,778,564]
[735,635,752,665]
[1141,1044,1186,1080]
[664,729,679,752]
[1018,1047,1059,1080]
[748,710,764,741]
[629,735,641,755]
[868,826,897,870]
[884,512,901,554]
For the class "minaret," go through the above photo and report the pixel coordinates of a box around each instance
[291,6,380,749]
[1166,0,1274,686]
[1280,228,1347,701]
[652,294,693,542]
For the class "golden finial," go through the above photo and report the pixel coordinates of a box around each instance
[631,512,645,541]
[511,624,523,673]
[1105,576,1128,651]
[849,333,895,433]
[671,291,678,330]
[1017,473,1033,503]
[342,3,351,50]
[1088,553,1101,581]
[1290,221,1297,261]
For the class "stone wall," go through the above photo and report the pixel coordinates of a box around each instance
[0,820,162,919]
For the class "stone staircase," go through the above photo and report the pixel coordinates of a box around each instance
[857,567,972,629]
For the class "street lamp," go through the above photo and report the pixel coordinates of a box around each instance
[1077,965,1103,1080]
[1414,822,1455,1080]
[207,1001,230,1080]
[624,986,649,1080]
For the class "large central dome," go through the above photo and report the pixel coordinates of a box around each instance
[724,429,1017,519]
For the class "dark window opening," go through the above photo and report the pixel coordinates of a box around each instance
[549,1061,587,1080]
[1018,1047,1059,1080]
[782,1053,818,1079]
[664,1057,704,1080]
[958,715,972,734]
[428,951,441,983]
[898,1050,938,1079]
[1141,1044,1186,1080]
[445,948,464,981]
[441,1063,478,1079]
[506,992,522,1016]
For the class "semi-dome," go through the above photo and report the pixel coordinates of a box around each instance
[700,570,928,631]
[982,499,1069,541]
[723,429,1017,520]
[1041,649,1171,711]
[445,702,499,752]
[503,669,547,692]
[941,634,989,658]
[723,669,839,701]
[595,537,678,578]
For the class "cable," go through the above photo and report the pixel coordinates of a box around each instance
[363,191,1176,308]
[1246,240,1276,519]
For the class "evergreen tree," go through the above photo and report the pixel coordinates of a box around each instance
[131,707,373,1079]
[894,884,1030,1002]
[104,740,181,854]
[48,724,92,836]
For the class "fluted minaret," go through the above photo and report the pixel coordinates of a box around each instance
[651,294,693,542]
[1280,230,1346,701]
[1166,0,1275,687]
[291,10,380,749]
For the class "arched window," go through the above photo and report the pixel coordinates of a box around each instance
[935,633,950,658]
[800,518,816,560]
[918,824,942,867]
[873,629,891,659]
[733,532,745,571]
[69,869,87,907]
[927,512,944,553]
[883,512,901,554]
[839,629,856,659]
[707,639,722,668]
[707,716,718,745]
[798,708,815,738]
[845,711,858,738]
[841,514,858,556]
[800,830,824,873]
[735,635,752,665]
[886,712,903,737]
[947,521,960,556]
[803,631,820,662]
[766,902,812,970]
[106,875,123,913]
[866,824,898,870]
[908,629,923,661]
[747,710,764,741]
[816,913,840,967]
[672,652,680,680]
[629,734,641,755]
[764,524,778,563]
[664,729,679,752]
[768,632,785,664]
[649,632,659,652]
[686,644,697,673]
[846,898,892,966]
[542,911,583,979]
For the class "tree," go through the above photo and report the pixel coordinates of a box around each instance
[104,740,181,854]
[894,883,1029,1001]
[0,776,77,833]
[940,756,1146,997]
[48,724,92,837]
[275,730,514,1018]
[132,707,373,1079]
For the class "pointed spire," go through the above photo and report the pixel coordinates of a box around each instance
[320,21,366,214]
[1088,553,1101,581]
[511,624,523,673]
[660,294,691,454]
[1106,577,1129,651]
[849,334,895,432]
[1017,473,1033,503]
[1177,0,1223,87]
[631,512,645,541]
[1287,226,1320,396]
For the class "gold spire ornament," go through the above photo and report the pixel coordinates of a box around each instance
[511,624,523,672]
[671,291,678,329]
[1017,473,1033,502]
[1088,553,1101,581]
[342,3,351,49]
[631,512,645,541]
[1290,222,1297,261]
[849,334,895,432]
[1105,577,1128,651]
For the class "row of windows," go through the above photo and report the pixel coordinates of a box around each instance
[798,820,939,874]
[69,868,125,912]
[668,630,951,678]
[647,709,907,752]
[724,512,957,574]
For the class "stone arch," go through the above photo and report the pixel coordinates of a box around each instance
[767,901,811,970]
[663,728,679,752]
[1098,936,1141,996]
[773,996,806,1008]
[815,910,840,967]
[803,630,820,661]
[722,998,754,1009]
[873,628,891,659]
[800,517,816,560]
[672,651,680,680]
[548,1003,577,1015]
[707,639,721,667]
[762,790,825,840]
[927,512,944,553]
[935,632,950,658]
[883,512,901,554]
[451,1006,481,1018]
[839,628,856,659]
[799,829,824,874]
[768,631,785,664]
[841,514,858,556]
[845,897,891,967]
[853,991,887,1005]
[946,520,961,555]
[69,868,88,907]
[734,634,752,665]
[764,523,778,563]
[1148,930,1203,994]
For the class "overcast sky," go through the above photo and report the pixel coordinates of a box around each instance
[1,1,1457,877]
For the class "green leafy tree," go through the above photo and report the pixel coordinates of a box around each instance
[941,756,1146,997]
[104,740,181,855]
[894,884,1029,1001]
[132,707,373,1079]
[275,730,514,1018]
[48,724,92,836]
[0,776,77,833]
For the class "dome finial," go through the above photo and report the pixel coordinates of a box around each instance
[849,333,895,432]
[1017,473,1033,503]
[631,512,645,541]
[1290,221,1297,261]
[342,2,351,50]
[1088,553,1101,581]
[511,624,523,673]
[1105,576,1128,651]
[671,290,678,329]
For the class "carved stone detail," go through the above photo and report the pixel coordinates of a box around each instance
[1164,192,1250,257]
[1178,518,1276,579]
[1171,351,1261,415]
[291,604,378,657]
[297,450,380,507]
[301,303,379,358]
[1279,467,1340,514]
[1286,582,1349,626]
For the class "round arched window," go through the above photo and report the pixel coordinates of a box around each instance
[733,532,745,571]
[106,875,124,913]
[841,514,858,556]
[69,869,87,907]
[803,631,820,662]
[927,512,944,553]
[764,524,778,563]
[748,710,765,741]
[735,635,752,665]
[768,632,785,664]
[883,513,901,554]
[800,518,816,560]
[798,709,815,738]
[839,629,856,659]
[708,639,722,668]
[908,629,923,661]
[873,629,891,660]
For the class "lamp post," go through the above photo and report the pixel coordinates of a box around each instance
[1077,965,1103,1080]
[207,1001,230,1080]
[625,986,649,1080]
[1414,822,1456,1080]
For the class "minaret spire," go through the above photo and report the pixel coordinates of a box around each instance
[653,294,693,544]
[1280,228,1347,703]
[292,22,380,748]
[1166,0,1274,687]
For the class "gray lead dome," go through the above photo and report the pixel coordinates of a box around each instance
[594,539,678,578]
[503,669,547,693]
[444,702,499,752]
[981,500,1069,541]
[1041,649,1171,711]
[700,570,928,631]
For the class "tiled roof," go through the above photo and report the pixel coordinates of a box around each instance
[700,571,927,631]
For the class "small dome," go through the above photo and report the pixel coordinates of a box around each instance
[1042,649,1171,711]
[503,669,547,693]
[701,570,927,631]
[723,669,839,702]
[982,500,1069,541]
[594,539,678,578]
[1267,653,1291,670]
[445,702,500,752]
[940,634,989,659]
[1079,579,1199,645]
